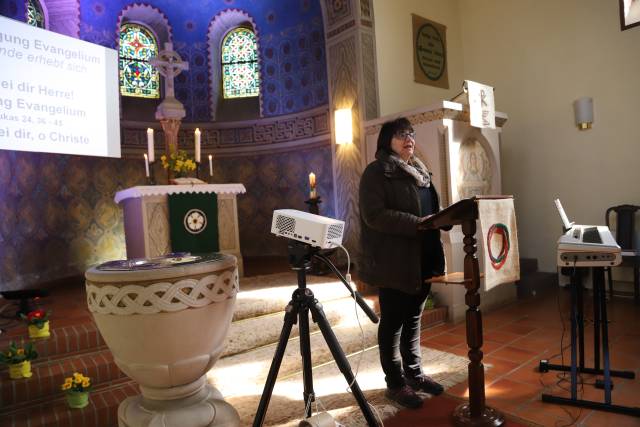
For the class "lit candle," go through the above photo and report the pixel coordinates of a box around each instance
[143,153,150,177]
[208,154,213,176]
[147,128,154,163]
[309,172,317,199]
[194,128,201,163]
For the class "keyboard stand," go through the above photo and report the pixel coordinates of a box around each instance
[540,267,640,417]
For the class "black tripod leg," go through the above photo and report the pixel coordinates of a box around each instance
[299,291,315,418]
[253,302,299,427]
[309,301,379,427]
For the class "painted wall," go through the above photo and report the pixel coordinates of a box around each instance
[0,0,335,290]
[458,0,640,272]
[372,0,466,116]
[373,0,640,273]
[0,147,334,290]
[1,0,328,120]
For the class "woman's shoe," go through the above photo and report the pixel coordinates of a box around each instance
[384,384,423,409]
[407,374,444,395]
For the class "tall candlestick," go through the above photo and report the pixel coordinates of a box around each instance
[147,128,155,163]
[309,172,317,199]
[144,153,150,177]
[194,128,201,163]
[208,154,213,176]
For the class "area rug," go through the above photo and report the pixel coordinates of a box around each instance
[223,345,473,427]
[234,272,354,321]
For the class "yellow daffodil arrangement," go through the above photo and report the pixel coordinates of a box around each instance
[160,149,197,178]
[0,341,38,379]
[61,372,92,408]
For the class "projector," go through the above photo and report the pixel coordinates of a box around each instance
[271,209,345,249]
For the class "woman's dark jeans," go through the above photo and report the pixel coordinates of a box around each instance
[378,285,431,389]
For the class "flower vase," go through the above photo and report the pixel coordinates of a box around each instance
[28,321,50,339]
[66,391,90,409]
[9,360,32,379]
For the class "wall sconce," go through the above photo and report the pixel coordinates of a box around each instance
[573,97,593,130]
[334,108,353,144]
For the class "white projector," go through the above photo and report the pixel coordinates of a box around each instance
[271,209,345,249]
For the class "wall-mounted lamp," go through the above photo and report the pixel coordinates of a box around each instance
[334,108,353,145]
[573,97,594,130]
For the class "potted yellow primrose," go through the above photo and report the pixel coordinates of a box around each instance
[61,372,92,408]
[21,309,51,339]
[0,341,38,379]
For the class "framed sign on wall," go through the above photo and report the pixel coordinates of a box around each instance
[412,14,448,89]
[620,0,640,30]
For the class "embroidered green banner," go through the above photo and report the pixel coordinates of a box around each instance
[168,193,219,253]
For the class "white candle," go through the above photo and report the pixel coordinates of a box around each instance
[309,172,317,198]
[194,128,201,163]
[147,128,154,163]
[143,153,150,177]
[208,154,213,176]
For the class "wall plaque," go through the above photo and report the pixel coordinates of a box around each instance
[412,14,449,89]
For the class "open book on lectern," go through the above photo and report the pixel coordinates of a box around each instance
[554,199,621,267]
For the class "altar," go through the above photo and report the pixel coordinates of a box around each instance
[115,183,246,275]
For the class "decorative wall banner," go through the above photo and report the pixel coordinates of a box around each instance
[467,80,496,129]
[478,198,520,291]
[168,193,219,253]
[412,14,449,89]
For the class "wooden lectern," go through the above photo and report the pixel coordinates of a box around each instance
[423,196,509,427]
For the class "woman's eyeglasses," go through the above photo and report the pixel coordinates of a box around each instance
[395,130,416,140]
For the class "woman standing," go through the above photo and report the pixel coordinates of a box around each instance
[359,117,447,409]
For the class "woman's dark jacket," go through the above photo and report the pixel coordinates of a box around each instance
[358,151,445,295]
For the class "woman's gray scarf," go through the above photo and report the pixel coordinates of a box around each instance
[388,153,431,188]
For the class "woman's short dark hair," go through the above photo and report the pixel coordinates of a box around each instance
[376,117,413,155]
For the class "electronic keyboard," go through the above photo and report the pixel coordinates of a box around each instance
[557,225,621,267]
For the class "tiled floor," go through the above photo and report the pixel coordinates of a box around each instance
[408,287,640,427]
[2,258,639,427]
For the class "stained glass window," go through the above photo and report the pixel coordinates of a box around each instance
[222,28,260,99]
[26,0,45,28]
[119,23,160,98]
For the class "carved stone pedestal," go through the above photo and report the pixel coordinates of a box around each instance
[85,253,241,427]
[119,379,238,427]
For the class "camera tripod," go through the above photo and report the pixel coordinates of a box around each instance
[252,240,380,427]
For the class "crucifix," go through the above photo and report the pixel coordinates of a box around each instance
[150,43,189,180]
[150,42,188,102]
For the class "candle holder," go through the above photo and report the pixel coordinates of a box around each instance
[146,161,156,185]
[304,196,322,215]
[195,161,201,180]
[304,195,333,276]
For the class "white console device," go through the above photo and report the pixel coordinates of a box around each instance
[271,209,345,249]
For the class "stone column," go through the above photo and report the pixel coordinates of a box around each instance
[321,0,380,261]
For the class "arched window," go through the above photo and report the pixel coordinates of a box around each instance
[119,23,160,99]
[26,0,45,28]
[221,28,260,99]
